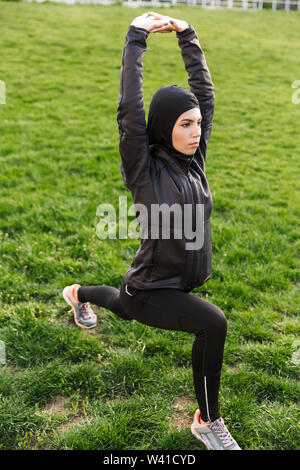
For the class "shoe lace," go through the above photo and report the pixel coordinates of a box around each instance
[79,302,92,319]
[210,419,235,448]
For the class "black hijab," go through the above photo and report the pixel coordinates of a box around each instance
[146,85,200,169]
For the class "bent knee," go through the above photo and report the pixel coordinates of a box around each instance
[215,307,227,334]
[195,305,227,337]
[210,307,227,338]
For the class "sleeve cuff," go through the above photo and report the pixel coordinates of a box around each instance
[128,25,150,36]
[176,25,195,37]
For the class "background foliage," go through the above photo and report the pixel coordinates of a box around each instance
[0,3,299,450]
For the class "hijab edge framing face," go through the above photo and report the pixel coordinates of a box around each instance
[146,85,201,159]
[172,107,202,156]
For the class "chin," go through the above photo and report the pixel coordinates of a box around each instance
[185,148,196,155]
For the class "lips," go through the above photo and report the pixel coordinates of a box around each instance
[189,142,199,146]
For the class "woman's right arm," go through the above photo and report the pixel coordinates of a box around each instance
[117,15,167,191]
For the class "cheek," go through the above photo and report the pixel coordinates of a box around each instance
[173,128,188,145]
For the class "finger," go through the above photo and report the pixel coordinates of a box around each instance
[147,11,163,19]
[151,19,170,30]
[168,20,180,31]
[153,18,177,32]
[151,23,173,33]
[152,29,172,33]
[152,25,174,33]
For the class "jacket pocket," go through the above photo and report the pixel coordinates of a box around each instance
[148,238,186,283]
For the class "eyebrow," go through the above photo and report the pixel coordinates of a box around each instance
[180,118,202,122]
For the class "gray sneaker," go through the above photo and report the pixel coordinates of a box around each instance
[191,409,241,450]
[63,284,97,329]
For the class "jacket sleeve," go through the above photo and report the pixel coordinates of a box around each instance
[176,26,215,167]
[117,25,151,191]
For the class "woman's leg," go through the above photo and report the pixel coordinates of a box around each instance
[119,283,227,423]
[78,284,132,321]
[77,279,227,422]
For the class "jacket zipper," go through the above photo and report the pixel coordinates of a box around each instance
[185,167,197,290]
[149,238,159,279]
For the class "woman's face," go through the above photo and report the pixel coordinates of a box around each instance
[172,108,202,155]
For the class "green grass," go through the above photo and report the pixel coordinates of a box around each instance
[0,2,299,451]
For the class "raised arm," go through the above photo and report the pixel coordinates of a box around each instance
[117,14,168,191]
[117,25,148,138]
[147,12,215,165]
[176,25,215,163]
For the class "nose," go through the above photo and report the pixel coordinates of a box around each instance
[192,124,201,138]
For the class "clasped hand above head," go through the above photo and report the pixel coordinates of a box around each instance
[131,11,189,34]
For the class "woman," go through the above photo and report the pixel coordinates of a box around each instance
[63,12,241,451]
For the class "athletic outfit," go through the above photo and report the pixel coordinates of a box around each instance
[63,24,241,449]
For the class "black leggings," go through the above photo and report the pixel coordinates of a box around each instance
[78,279,227,423]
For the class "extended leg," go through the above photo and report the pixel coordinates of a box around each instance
[78,285,132,321]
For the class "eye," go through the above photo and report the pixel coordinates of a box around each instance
[182,121,202,128]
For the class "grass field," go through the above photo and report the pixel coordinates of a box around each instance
[0,1,299,451]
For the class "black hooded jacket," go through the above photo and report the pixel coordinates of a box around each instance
[117,24,215,292]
